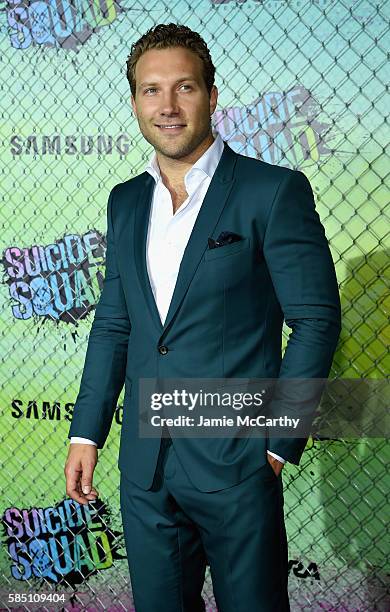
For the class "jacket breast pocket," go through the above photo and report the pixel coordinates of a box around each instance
[204,237,251,261]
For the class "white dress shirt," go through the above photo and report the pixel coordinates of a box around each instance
[71,130,285,464]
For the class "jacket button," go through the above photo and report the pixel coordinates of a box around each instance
[158,345,169,355]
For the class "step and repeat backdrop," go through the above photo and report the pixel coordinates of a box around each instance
[1,0,388,610]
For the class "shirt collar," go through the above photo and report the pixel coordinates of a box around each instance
[145,130,225,189]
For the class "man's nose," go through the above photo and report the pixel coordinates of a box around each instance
[159,91,180,115]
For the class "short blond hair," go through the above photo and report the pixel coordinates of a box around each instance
[126,23,216,98]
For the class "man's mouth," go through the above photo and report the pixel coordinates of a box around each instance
[155,124,186,131]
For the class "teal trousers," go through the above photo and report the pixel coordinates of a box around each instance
[120,436,290,612]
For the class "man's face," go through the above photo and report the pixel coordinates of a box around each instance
[131,46,218,160]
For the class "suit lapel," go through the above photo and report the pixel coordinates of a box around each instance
[133,174,163,335]
[133,139,238,337]
[162,142,237,334]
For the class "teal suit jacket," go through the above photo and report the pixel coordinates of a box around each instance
[68,140,341,492]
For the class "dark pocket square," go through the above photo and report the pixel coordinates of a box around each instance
[207,231,243,250]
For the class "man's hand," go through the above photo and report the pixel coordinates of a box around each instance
[64,444,100,505]
[267,455,284,477]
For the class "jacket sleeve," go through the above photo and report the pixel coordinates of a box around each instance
[67,185,131,448]
[263,170,341,465]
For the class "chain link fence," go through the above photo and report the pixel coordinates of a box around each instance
[1,0,389,610]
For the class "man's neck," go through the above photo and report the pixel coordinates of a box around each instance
[156,132,215,191]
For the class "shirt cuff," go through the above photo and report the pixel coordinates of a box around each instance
[70,437,97,445]
[267,450,286,464]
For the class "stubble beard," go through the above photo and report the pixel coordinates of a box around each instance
[139,117,213,161]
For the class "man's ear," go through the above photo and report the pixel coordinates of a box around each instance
[210,85,218,116]
[131,95,137,117]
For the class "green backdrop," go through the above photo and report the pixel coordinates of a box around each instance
[1,0,389,609]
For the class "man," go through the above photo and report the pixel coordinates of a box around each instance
[65,23,341,612]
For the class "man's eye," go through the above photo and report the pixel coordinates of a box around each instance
[144,85,192,94]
